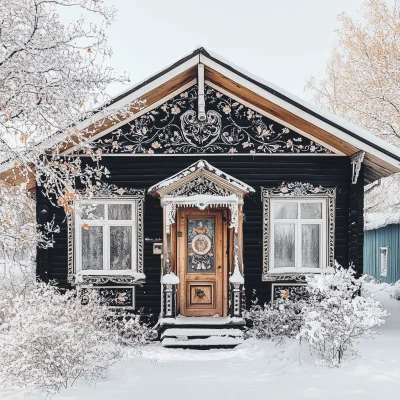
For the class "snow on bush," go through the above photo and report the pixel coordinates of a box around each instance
[298,264,388,367]
[392,288,400,301]
[116,315,157,347]
[0,282,152,393]
[245,298,304,343]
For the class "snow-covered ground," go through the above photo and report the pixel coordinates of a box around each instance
[1,280,400,400]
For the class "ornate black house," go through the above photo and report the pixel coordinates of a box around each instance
[24,48,400,346]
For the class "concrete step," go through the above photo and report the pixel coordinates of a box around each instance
[161,328,244,340]
[162,336,244,349]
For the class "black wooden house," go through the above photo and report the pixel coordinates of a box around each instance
[20,47,400,346]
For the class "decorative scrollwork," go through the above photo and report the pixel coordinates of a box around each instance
[87,85,332,155]
[81,182,145,199]
[262,181,336,198]
[76,275,145,285]
[170,176,233,197]
[181,109,222,146]
[350,151,365,184]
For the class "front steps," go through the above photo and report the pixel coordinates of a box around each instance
[158,317,246,349]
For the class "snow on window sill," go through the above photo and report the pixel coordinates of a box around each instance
[268,267,334,275]
[75,269,146,283]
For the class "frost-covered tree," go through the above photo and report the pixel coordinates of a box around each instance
[0,0,141,251]
[306,0,400,146]
[0,282,153,393]
[298,264,388,366]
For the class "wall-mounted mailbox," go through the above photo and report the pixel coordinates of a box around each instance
[153,243,163,255]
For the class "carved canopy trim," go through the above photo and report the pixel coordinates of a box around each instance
[85,84,333,155]
[261,182,336,281]
[148,159,255,198]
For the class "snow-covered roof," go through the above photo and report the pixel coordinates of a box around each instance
[2,46,400,188]
[103,47,400,168]
[148,159,255,196]
[365,211,400,231]
[364,174,400,230]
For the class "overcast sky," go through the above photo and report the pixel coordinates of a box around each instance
[97,0,365,100]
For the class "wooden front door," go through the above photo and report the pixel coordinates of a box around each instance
[177,209,227,317]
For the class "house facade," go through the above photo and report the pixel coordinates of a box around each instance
[30,48,400,326]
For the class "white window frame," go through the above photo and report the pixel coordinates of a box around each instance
[75,199,139,274]
[380,246,388,278]
[269,198,327,272]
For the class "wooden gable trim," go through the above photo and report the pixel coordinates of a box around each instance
[62,79,197,155]
[200,50,400,165]
[205,81,345,156]
[59,66,198,154]
[205,67,357,156]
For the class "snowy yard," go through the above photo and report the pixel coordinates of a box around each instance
[0,281,399,400]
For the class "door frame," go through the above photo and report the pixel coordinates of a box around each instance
[173,208,230,317]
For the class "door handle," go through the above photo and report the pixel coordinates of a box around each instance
[217,266,222,269]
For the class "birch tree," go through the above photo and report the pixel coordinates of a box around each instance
[0,0,140,252]
[306,0,400,146]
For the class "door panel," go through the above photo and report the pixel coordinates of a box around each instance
[177,210,226,317]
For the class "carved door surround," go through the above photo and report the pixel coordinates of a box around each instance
[148,159,254,318]
[177,209,227,316]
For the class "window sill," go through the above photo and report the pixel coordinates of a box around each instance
[263,267,334,281]
[75,270,146,285]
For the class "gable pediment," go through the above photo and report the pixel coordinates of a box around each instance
[148,160,255,198]
[86,84,332,156]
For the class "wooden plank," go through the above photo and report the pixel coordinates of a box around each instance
[0,166,36,190]
[205,66,359,156]
[59,66,197,153]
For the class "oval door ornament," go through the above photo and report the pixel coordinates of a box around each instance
[191,234,212,255]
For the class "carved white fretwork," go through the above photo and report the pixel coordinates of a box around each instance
[67,186,145,284]
[261,182,336,281]
[351,151,365,184]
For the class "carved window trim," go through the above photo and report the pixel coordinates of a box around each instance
[261,182,336,281]
[68,188,145,285]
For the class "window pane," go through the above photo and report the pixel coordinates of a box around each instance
[274,202,298,219]
[300,203,322,219]
[108,204,132,220]
[301,224,320,268]
[80,204,104,220]
[274,224,295,268]
[110,226,132,270]
[82,226,103,270]
[187,219,215,272]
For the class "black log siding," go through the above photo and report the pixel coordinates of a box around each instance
[348,165,364,276]
[37,155,352,313]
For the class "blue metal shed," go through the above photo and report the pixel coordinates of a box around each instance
[364,223,400,283]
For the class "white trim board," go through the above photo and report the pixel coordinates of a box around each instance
[63,79,197,155]
[205,81,344,156]
[200,53,400,168]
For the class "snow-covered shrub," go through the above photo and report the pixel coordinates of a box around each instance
[115,314,157,347]
[0,282,123,393]
[298,264,388,367]
[245,298,304,343]
[391,288,400,301]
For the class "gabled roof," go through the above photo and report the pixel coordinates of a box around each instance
[1,46,400,187]
[148,160,255,197]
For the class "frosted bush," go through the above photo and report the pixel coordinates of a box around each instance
[0,282,152,394]
[298,263,388,367]
[392,288,400,301]
[116,314,157,347]
[245,298,304,343]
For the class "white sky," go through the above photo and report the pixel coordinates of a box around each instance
[94,0,365,99]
